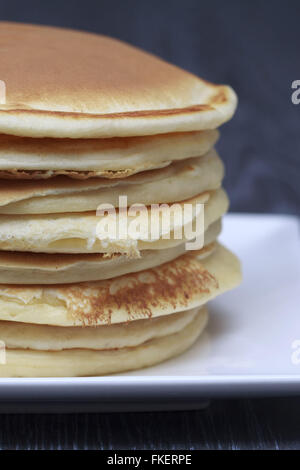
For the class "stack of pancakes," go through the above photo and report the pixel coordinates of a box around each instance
[0,22,241,377]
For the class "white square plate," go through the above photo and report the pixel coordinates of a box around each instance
[0,214,299,411]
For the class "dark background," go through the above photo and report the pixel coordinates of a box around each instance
[1,0,299,214]
[0,0,299,451]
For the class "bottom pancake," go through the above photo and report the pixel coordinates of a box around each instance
[0,307,208,377]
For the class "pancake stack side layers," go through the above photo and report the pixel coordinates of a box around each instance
[0,22,241,377]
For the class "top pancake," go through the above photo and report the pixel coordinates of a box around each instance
[0,22,237,138]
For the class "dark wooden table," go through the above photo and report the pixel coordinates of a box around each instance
[0,397,299,450]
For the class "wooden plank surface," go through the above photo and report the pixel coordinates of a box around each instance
[0,398,299,450]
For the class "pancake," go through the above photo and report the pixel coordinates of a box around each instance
[0,130,218,178]
[0,22,237,138]
[0,307,208,377]
[0,220,220,285]
[0,306,200,351]
[0,188,228,255]
[0,150,224,214]
[0,243,242,326]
